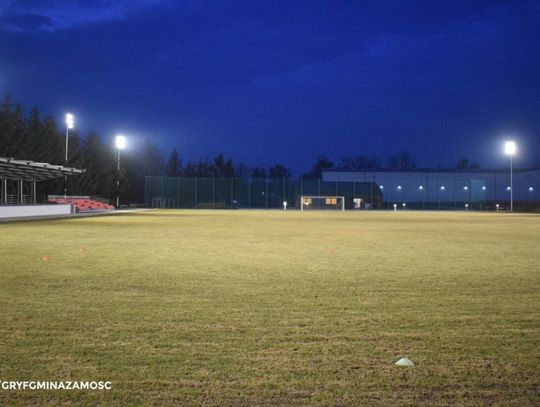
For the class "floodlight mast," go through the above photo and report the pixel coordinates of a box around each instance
[505,141,516,212]
[64,113,74,199]
[65,113,74,162]
[115,135,126,208]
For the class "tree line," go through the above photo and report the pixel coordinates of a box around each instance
[0,96,480,204]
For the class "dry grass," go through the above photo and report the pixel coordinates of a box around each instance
[0,210,539,405]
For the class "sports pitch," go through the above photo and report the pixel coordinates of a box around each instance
[1,210,539,405]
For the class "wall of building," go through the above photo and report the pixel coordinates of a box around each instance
[322,169,540,203]
[0,204,73,220]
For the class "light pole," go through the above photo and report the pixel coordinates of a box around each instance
[65,113,74,162]
[504,141,516,212]
[115,135,126,208]
[64,113,74,199]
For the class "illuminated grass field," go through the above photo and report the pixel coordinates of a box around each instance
[1,210,539,405]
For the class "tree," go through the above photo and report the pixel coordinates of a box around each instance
[339,155,380,170]
[223,159,235,177]
[252,166,267,179]
[303,156,334,178]
[182,160,197,177]
[166,148,182,177]
[387,151,416,169]
[456,158,480,170]
[268,163,291,178]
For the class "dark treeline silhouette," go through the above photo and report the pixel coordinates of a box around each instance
[1,96,481,204]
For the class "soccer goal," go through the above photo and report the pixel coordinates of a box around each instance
[300,196,345,211]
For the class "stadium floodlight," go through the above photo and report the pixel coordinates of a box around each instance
[482,186,486,191]
[115,135,127,207]
[504,141,516,212]
[529,187,534,192]
[397,185,402,190]
[283,201,287,211]
[418,185,423,190]
[506,186,511,191]
[465,203,469,210]
[116,135,126,150]
[440,185,445,190]
[463,186,468,190]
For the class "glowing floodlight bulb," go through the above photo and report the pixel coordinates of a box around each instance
[529,187,534,192]
[283,201,287,211]
[440,185,445,190]
[463,186,468,190]
[482,186,486,191]
[504,141,516,155]
[65,113,74,129]
[418,185,423,190]
[397,185,402,190]
[380,185,384,190]
[115,135,126,149]
[506,186,511,191]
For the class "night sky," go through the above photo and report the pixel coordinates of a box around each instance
[1,0,540,175]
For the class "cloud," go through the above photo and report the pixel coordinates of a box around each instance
[0,0,172,32]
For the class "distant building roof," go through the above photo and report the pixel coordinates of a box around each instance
[323,167,540,174]
[0,157,85,181]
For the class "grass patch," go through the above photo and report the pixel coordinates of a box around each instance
[1,210,539,405]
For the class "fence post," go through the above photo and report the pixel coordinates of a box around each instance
[265,178,269,209]
[144,176,147,207]
[177,177,181,208]
[231,177,234,208]
[248,178,251,208]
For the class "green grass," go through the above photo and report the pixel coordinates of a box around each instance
[1,210,539,405]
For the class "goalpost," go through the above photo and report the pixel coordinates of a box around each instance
[300,196,345,211]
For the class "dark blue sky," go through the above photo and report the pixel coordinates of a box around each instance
[1,0,540,175]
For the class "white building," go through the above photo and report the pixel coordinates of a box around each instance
[322,168,540,208]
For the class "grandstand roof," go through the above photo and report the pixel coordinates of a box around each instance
[0,157,85,181]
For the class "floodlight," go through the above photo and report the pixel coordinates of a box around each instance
[529,187,534,192]
[504,141,516,155]
[402,203,406,207]
[463,186,468,190]
[115,135,126,149]
[440,186,445,190]
[380,185,384,190]
[506,186,511,191]
[482,186,486,191]
[65,113,74,129]
[397,185,402,190]
[418,185,423,190]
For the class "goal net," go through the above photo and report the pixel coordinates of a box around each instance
[300,196,345,211]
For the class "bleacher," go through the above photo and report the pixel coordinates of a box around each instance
[48,196,115,212]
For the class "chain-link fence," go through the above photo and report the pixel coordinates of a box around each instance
[145,177,382,209]
[145,173,539,210]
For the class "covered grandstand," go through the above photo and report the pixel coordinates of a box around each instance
[0,157,86,220]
